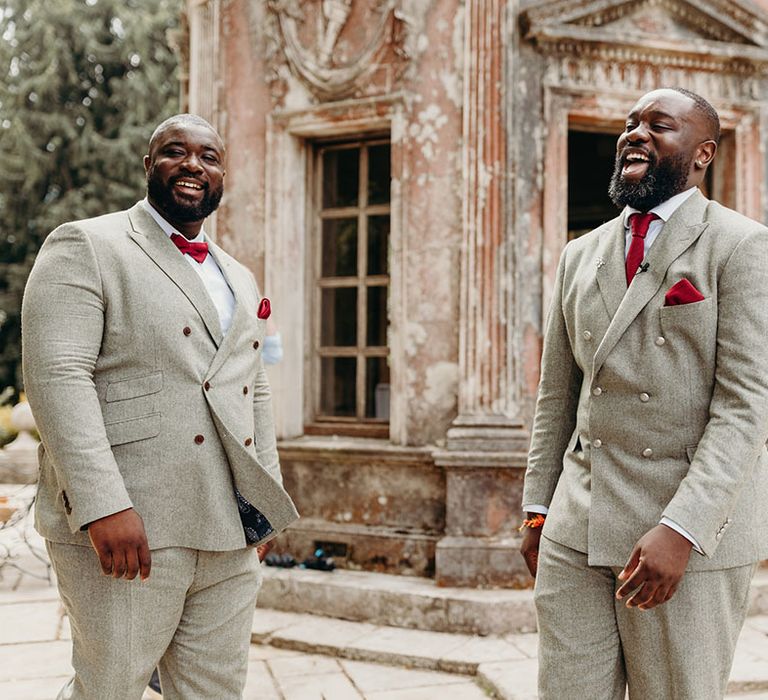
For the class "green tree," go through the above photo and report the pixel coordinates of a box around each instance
[0,0,181,394]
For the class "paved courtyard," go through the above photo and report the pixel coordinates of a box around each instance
[2,484,768,699]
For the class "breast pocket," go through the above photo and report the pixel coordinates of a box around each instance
[659,297,716,346]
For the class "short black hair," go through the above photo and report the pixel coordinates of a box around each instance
[148,114,222,155]
[669,87,721,144]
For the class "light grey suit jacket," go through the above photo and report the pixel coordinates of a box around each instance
[22,202,298,551]
[523,190,768,571]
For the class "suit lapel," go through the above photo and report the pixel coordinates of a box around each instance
[594,216,628,320]
[127,203,223,347]
[205,241,251,379]
[592,190,710,375]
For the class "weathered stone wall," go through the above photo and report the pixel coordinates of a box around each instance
[186,0,768,585]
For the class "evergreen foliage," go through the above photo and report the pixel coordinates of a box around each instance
[0,0,181,394]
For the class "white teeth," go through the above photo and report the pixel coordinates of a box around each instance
[176,180,203,190]
[626,153,649,162]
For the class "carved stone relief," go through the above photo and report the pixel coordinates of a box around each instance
[522,0,768,101]
[264,0,408,103]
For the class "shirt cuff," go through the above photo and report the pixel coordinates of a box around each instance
[660,517,703,554]
[522,505,549,515]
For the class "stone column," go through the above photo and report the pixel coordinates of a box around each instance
[186,0,221,236]
[433,0,528,587]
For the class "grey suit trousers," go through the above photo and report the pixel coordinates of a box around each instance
[48,541,262,700]
[534,535,755,700]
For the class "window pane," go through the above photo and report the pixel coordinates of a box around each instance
[366,286,387,347]
[321,357,356,417]
[367,144,391,205]
[322,218,357,277]
[323,148,359,209]
[321,287,357,346]
[367,215,389,275]
[365,356,390,419]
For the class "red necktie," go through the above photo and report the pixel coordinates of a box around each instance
[626,212,658,285]
[170,233,209,264]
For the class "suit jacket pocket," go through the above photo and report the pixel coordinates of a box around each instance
[105,412,161,446]
[106,371,163,402]
[659,296,713,326]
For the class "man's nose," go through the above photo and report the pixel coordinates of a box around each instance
[180,153,204,173]
[625,123,649,143]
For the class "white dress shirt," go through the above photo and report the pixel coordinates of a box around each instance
[524,187,703,554]
[141,199,235,335]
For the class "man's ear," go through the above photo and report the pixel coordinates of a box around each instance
[694,141,717,169]
[143,154,151,174]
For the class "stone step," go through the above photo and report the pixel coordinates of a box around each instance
[259,566,537,636]
[251,609,768,699]
[260,565,768,636]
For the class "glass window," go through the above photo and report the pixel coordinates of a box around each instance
[315,140,391,424]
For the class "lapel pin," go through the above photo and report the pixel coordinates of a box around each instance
[596,257,605,269]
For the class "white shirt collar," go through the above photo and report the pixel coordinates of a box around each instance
[141,197,207,244]
[623,187,698,227]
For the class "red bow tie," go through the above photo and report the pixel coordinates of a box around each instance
[170,233,209,263]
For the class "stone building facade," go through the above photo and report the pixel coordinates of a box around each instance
[184,0,768,587]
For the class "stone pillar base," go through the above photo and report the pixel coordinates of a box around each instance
[435,535,530,588]
[433,417,530,588]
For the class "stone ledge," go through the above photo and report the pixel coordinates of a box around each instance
[260,566,768,637]
[259,566,537,635]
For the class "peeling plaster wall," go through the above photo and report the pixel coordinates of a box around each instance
[218,0,271,282]
[395,0,463,444]
[215,0,464,446]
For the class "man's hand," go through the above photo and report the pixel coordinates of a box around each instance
[87,508,151,581]
[616,524,693,610]
[520,519,545,578]
[256,540,274,563]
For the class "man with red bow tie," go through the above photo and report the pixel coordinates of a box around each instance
[22,114,298,699]
[520,88,768,699]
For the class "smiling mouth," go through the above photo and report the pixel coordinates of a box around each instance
[621,151,651,178]
[174,179,205,193]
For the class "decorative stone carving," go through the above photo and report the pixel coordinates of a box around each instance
[522,0,768,101]
[264,0,407,102]
[522,0,768,78]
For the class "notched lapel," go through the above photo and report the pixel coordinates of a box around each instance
[127,203,223,347]
[592,191,710,376]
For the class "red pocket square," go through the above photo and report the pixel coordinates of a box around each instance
[664,279,705,306]
[257,298,271,319]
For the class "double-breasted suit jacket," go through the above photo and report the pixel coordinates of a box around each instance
[523,190,768,571]
[22,202,298,551]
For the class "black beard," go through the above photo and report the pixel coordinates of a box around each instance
[146,166,223,223]
[608,151,691,211]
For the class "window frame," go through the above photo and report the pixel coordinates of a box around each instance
[306,136,391,438]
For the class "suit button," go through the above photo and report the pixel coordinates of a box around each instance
[639,392,650,402]
[204,381,211,391]
[244,438,253,447]
[592,387,602,396]
[183,326,192,336]
[253,340,260,350]
[583,331,592,341]
[642,448,653,458]
[593,439,602,448]
[194,434,205,445]
[655,336,665,346]
[243,386,249,395]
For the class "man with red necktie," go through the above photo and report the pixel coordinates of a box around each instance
[520,88,768,698]
[22,114,298,699]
